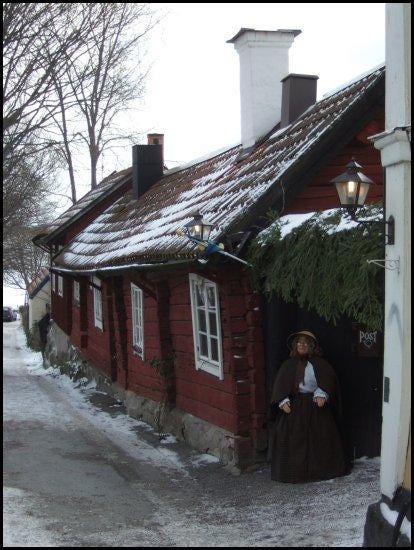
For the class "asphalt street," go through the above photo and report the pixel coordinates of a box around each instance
[3,321,381,547]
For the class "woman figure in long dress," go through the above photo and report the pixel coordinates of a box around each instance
[270,330,347,483]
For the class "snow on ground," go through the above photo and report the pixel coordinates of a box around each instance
[3,487,57,548]
[26,362,193,477]
[4,322,382,547]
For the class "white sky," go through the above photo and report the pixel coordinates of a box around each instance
[3,3,385,306]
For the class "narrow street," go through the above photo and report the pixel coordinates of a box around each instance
[4,322,381,547]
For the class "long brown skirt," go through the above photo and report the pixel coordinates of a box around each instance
[271,393,346,483]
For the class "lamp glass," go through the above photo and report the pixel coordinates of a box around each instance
[201,223,213,241]
[190,224,202,239]
[357,181,370,205]
[185,213,215,241]
[334,179,371,207]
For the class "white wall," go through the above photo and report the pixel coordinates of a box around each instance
[29,282,51,330]
[372,3,411,500]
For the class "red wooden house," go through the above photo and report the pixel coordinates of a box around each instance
[35,29,385,470]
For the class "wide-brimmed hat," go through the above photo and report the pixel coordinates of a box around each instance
[287,329,318,350]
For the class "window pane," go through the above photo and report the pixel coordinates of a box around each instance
[199,334,208,357]
[211,338,219,362]
[207,286,215,308]
[209,312,217,336]
[195,284,205,306]
[197,309,206,332]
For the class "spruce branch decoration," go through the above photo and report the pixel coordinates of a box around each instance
[247,205,384,331]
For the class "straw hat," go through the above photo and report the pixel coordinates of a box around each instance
[287,329,318,350]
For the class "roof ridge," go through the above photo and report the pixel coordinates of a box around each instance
[164,143,241,176]
[322,63,385,100]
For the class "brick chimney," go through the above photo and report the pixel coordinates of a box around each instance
[227,28,301,149]
[280,74,318,128]
[147,133,164,167]
[132,141,163,200]
[147,133,164,146]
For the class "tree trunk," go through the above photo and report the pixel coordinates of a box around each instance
[90,145,99,189]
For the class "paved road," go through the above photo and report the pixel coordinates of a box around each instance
[3,322,381,547]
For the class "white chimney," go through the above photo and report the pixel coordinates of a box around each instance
[227,28,301,149]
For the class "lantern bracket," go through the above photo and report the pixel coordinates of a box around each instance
[366,257,400,273]
[177,227,252,267]
[345,209,395,245]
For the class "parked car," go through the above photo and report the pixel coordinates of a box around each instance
[3,306,17,322]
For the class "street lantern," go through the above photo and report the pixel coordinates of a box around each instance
[330,158,373,209]
[330,158,395,246]
[175,212,251,266]
[184,212,215,242]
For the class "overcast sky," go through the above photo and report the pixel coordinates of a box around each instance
[4,3,385,307]
[78,2,386,190]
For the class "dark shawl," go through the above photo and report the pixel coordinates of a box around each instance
[271,356,343,419]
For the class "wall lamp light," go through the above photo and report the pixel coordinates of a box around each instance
[330,158,395,245]
[176,211,251,266]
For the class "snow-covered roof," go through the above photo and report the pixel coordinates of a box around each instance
[27,267,50,298]
[39,168,132,239]
[54,65,385,271]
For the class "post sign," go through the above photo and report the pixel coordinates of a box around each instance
[351,323,383,357]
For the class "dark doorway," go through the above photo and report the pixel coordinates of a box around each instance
[263,296,383,463]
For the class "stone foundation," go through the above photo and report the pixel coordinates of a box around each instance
[44,323,245,474]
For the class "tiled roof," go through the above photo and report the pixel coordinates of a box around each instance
[38,168,132,238]
[55,65,385,271]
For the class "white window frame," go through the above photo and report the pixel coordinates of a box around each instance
[73,280,80,306]
[57,275,64,297]
[92,276,103,330]
[189,273,223,379]
[131,283,144,359]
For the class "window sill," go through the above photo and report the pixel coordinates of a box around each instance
[132,348,144,360]
[196,359,223,380]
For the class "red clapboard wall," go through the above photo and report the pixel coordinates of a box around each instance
[287,117,384,213]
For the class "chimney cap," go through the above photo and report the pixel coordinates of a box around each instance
[227,28,301,44]
[281,73,319,82]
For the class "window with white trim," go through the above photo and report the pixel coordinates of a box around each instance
[131,283,144,358]
[57,275,64,297]
[189,274,223,379]
[93,276,103,330]
[73,280,80,305]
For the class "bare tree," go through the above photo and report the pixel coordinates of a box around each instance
[3,3,159,293]
[3,3,90,161]
[3,227,49,291]
[3,149,60,241]
[54,3,158,190]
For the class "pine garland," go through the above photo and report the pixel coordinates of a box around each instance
[247,205,385,330]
